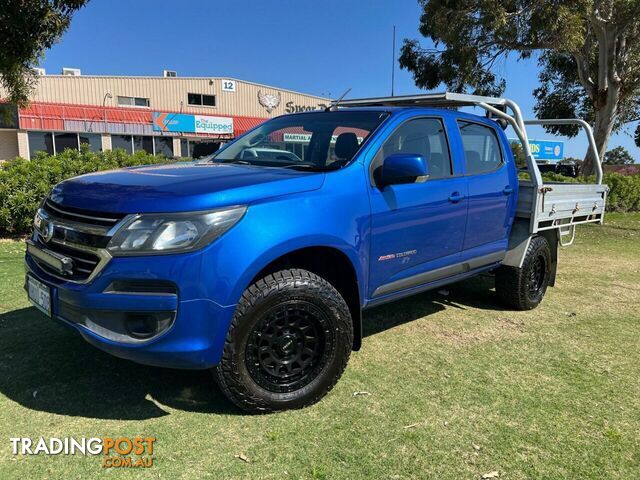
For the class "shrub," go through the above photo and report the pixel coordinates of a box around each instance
[0,148,181,236]
[604,172,640,212]
[539,172,640,212]
[1,150,638,237]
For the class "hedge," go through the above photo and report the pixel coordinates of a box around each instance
[1,150,639,236]
[0,148,181,235]
[538,172,640,212]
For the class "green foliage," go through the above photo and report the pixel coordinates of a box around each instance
[0,148,180,235]
[604,146,635,165]
[518,171,639,212]
[509,141,527,169]
[400,1,588,96]
[0,0,89,106]
[401,1,640,175]
[603,172,640,212]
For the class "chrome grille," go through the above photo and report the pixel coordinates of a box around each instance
[29,199,126,283]
[31,237,102,282]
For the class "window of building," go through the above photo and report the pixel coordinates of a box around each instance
[111,134,133,154]
[117,96,150,108]
[187,93,216,107]
[377,118,452,179]
[133,135,154,154]
[0,104,18,129]
[28,132,54,157]
[54,133,79,153]
[28,131,104,158]
[112,134,172,156]
[154,137,174,157]
[458,121,503,175]
[78,133,102,151]
[190,140,220,158]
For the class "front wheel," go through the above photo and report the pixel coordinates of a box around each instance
[496,235,552,310]
[213,269,353,413]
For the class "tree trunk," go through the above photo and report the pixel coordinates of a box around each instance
[583,88,619,177]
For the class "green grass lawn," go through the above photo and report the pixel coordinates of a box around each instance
[0,214,639,479]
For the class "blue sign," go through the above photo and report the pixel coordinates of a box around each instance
[510,138,564,161]
[153,112,195,133]
[153,112,234,135]
[529,139,564,161]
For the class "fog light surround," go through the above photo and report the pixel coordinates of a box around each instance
[125,313,173,340]
[59,301,176,344]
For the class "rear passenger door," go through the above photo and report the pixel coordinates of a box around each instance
[457,120,516,255]
[368,117,468,299]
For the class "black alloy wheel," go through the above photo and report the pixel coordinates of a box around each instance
[496,235,552,310]
[246,301,333,393]
[214,269,353,413]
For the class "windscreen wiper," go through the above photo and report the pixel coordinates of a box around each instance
[279,163,326,171]
[216,159,252,165]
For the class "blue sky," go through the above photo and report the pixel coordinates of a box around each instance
[39,0,638,159]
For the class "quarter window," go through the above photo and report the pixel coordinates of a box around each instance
[377,118,452,179]
[458,121,503,174]
[188,93,216,107]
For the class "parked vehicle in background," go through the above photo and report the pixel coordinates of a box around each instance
[25,93,607,413]
[556,162,579,177]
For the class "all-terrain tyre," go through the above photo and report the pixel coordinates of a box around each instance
[496,235,552,310]
[213,269,353,413]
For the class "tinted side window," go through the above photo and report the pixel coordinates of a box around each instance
[458,121,503,174]
[380,118,452,179]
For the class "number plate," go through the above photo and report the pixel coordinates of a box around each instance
[27,275,51,317]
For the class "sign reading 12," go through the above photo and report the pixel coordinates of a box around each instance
[222,80,236,92]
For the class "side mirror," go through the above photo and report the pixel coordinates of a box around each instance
[379,153,429,187]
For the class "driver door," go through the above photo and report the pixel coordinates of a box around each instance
[368,117,468,299]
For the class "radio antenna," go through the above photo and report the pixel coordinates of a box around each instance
[391,26,396,96]
[327,88,352,111]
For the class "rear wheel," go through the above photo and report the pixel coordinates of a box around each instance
[496,235,552,310]
[214,269,353,413]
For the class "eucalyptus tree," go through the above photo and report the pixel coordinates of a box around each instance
[0,0,88,107]
[400,0,640,175]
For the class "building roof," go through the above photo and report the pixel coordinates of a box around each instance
[34,74,330,101]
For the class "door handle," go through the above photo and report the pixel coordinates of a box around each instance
[503,185,514,195]
[448,192,464,203]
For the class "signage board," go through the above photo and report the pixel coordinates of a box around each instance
[283,133,364,143]
[153,112,234,135]
[509,138,564,161]
[222,80,236,92]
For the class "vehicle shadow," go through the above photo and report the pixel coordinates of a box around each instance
[363,274,505,338]
[0,275,502,420]
[0,307,239,420]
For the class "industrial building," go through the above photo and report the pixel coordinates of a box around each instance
[0,69,330,160]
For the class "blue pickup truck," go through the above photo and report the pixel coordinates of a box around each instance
[25,93,607,412]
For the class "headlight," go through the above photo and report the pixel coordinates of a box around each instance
[107,206,246,256]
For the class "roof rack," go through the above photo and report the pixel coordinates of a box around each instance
[334,92,507,109]
[333,92,603,189]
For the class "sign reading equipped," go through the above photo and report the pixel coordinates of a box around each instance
[153,112,234,135]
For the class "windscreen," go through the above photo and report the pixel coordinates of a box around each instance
[209,111,389,171]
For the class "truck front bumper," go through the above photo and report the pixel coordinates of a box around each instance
[25,250,236,369]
